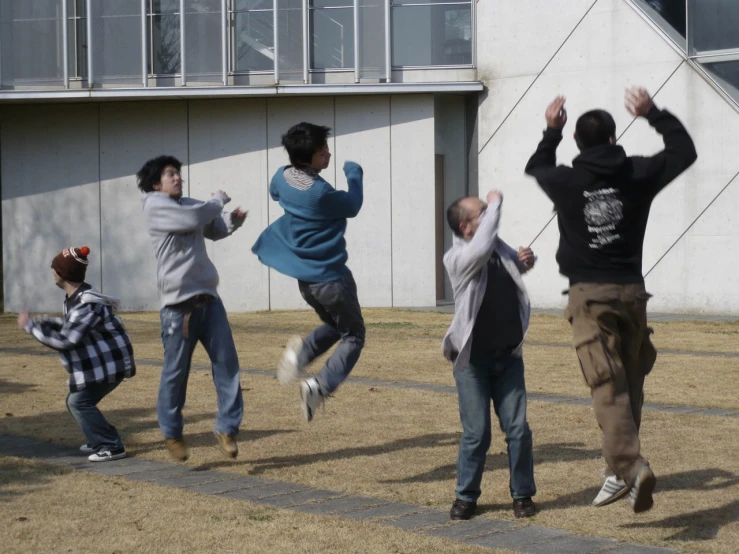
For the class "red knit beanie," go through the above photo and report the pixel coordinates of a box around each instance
[51,246,90,283]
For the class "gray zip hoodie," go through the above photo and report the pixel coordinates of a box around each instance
[441,200,532,371]
[142,191,241,308]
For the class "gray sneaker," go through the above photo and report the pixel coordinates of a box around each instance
[629,465,656,513]
[278,336,305,386]
[300,378,325,422]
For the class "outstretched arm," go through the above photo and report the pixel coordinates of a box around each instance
[145,192,230,233]
[203,208,248,241]
[625,87,697,195]
[19,307,99,351]
[525,96,571,199]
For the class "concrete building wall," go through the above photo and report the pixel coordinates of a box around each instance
[475,0,739,314]
[1,95,437,313]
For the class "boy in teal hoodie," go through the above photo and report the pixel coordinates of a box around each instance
[252,122,365,422]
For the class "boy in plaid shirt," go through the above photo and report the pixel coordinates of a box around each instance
[18,246,136,462]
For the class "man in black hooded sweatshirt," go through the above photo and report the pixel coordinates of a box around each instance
[525,87,697,514]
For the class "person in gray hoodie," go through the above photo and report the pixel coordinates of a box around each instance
[442,189,537,521]
[138,155,247,462]
[18,245,135,462]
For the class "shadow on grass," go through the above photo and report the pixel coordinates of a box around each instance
[380,442,601,485]
[621,498,739,541]
[204,432,462,473]
[0,458,66,503]
[0,378,38,396]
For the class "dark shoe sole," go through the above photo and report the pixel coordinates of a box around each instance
[450,513,474,521]
[632,469,656,513]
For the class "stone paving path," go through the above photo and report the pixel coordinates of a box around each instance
[1,434,675,554]
[3,347,738,419]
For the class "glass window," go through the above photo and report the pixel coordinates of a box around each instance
[150,0,181,75]
[184,0,222,81]
[66,0,86,79]
[632,0,686,50]
[0,0,65,86]
[358,0,385,78]
[232,0,274,73]
[90,0,144,84]
[310,1,353,69]
[277,0,303,80]
[688,0,739,55]
[700,59,739,104]
[392,3,471,67]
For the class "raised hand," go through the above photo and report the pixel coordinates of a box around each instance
[486,189,503,205]
[625,87,655,118]
[231,207,248,226]
[545,96,568,130]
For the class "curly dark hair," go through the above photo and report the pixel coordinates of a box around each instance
[136,155,182,193]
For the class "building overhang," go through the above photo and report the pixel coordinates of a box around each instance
[0,82,484,104]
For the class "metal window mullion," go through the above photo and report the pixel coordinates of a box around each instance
[471,0,476,67]
[384,0,391,81]
[685,0,689,55]
[86,0,93,87]
[222,0,227,84]
[274,0,279,84]
[141,0,148,85]
[62,0,69,88]
[353,0,359,82]
[180,0,186,85]
[302,0,309,83]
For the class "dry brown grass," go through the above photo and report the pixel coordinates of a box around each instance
[1,350,737,553]
[0,457,500,554]
[1,309,738,553]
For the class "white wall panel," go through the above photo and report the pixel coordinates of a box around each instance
[99,101,188,310]
[265,97,337,310]
[1,105,101,313]
[390,95,436,307]
[188,99,270,312]
[335,96,393,307]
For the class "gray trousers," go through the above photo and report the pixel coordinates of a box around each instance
[297,271,366,394]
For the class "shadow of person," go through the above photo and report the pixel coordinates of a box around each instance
[621,499,739,541]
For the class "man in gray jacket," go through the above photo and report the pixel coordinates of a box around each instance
[442,189,537,520]
[138,155,247,462]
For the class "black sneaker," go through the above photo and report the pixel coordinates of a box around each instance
[88,447,127,462]
[450,499,477,520]
[513,497,537,518]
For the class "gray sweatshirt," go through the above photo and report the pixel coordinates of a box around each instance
[441,199,532,371]
[142,191,242,308]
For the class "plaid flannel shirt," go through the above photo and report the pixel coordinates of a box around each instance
[24,284,136,392]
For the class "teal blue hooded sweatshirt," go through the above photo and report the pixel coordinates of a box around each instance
[252,161,363,283]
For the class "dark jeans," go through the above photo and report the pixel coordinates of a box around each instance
[566,282,657,485]
[158,296,243,439]
[66,380,124,450]
[297,271,366,394]
[454,350,536,502]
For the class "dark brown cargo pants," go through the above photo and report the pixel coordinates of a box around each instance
[565,283,657,486]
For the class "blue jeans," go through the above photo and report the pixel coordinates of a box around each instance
[454,350,536,502]
[297,271,365,394]
[158,296,243,439]
[66,380,124,450]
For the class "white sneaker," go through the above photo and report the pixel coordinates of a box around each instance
[592,475,629,507]
[88,447,127,462]
[79,444,96,454]
[629,465,656,513]
[300,378,325,422]
[278,336,305,386]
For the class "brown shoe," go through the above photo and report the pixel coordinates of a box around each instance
[165,438,190,462]
[513,497,537,518]
[214,432,238,459]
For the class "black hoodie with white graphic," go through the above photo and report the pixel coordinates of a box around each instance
[525,106,697,285]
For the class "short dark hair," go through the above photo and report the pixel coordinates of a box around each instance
[446,198,469,238]
[281,122,331,166]
[137,155,182,193]
[575,109,616,151]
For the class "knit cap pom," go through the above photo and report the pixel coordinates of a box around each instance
[79,246,90,257]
